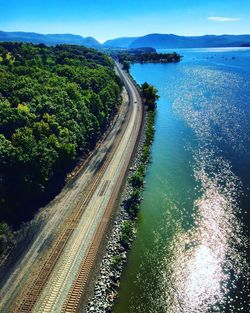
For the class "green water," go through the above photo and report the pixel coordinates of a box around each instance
[113,48,250,313]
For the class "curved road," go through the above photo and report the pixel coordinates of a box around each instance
[0,63,142,313]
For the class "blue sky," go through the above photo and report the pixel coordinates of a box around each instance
[1,0,249,42]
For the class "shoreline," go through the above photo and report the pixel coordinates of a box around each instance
[86,103,155,312]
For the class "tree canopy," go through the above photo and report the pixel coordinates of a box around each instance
[141,82,159,111]
[0,42,122,229]
[111,50,181,71]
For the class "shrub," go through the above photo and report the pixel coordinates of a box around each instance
[120,221,133,248]
[111,254,123,269]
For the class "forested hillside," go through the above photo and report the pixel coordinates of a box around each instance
[0,43,122,242]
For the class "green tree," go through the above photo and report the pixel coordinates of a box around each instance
[0,42,122,231]
[141,82,159,111]
[123,61,130,73]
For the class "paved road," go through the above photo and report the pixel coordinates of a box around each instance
[0,63,142,313]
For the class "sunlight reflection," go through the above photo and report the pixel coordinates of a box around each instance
[164,154,248,312]
[184,245,224,311]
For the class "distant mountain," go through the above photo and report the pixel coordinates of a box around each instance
[0,31,101,47]
[1,31,250,50]
[130,34,250,49]
[103,37,139,48]
[105,34,250,49]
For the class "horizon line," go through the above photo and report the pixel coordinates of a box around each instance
[1,29,250,44]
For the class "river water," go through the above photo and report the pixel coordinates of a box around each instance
[113,48,250,313]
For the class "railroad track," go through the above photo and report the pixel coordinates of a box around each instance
[62,64,142,313]
[63,124,139,313]
[13,63,142,313]
[14,155,110,312]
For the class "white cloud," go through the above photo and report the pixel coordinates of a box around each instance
[208,16,240,22]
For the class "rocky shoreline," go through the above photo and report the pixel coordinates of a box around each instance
[86,107,154,313]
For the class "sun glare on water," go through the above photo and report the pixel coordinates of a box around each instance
[163,153,248,313]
